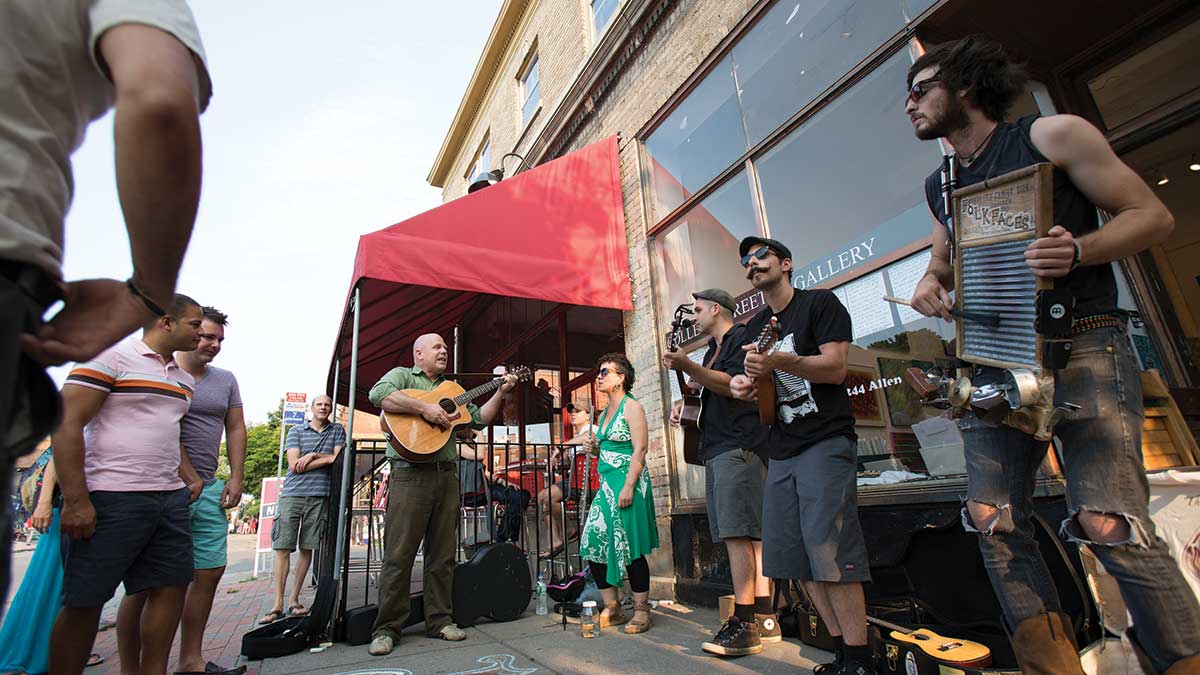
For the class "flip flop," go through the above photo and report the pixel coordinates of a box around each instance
[287,603,309,617]
[258,609,284,624]
[86,653,104,668]
[206,662,248,675]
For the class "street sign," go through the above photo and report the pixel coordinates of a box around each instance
[254,476,281,578]
[282,410,305,425]
[283,391,307,427]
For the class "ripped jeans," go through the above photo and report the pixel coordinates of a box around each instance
[962,327,1200,670]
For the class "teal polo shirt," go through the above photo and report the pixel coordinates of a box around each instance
[369,365,483,464]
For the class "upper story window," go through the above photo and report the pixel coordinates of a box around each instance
[593,0,619,38]
[467,135,491,181]
[520,54,541,125]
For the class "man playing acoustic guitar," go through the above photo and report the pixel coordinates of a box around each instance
[663,289,772,656]
[367,333,517,656]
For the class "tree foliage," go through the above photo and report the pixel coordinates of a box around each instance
[243,398,287,499]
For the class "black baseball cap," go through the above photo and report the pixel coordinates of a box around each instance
[692,288,736,314]
[738,236,792,262]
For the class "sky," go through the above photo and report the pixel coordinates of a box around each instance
[50,2,503,424]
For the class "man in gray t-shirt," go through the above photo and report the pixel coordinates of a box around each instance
[262,395,345,623]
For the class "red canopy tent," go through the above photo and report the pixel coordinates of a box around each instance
[324,136,632,589]
[326,135,632,414]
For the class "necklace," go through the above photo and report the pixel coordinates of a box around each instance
[959,123,998,166]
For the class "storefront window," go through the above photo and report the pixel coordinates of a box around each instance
[832,249,958,484]
[644,55,748,220]
[733,0,915,146]
[755,50,942,288]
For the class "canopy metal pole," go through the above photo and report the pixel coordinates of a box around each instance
[334,287,361,581]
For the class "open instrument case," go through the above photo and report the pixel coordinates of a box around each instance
[790,498,1104,673]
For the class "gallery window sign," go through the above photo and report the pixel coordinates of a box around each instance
[788,203,930,291]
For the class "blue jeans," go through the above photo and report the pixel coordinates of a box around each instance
[961,327,1200,671]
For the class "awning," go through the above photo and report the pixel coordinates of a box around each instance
[327,136,631,413]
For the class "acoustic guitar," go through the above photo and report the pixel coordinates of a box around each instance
[866,615,992,668]
[381,366,532,462]
[667,318,703,466]
[752,317,780,425]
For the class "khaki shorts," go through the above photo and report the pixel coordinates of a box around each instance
[272,495,327,551]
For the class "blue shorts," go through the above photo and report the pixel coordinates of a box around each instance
[190,480,228,569]
[61,488,194,607]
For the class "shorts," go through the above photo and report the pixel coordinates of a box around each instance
[272,495,327,551]
[704,448,766,541]
[190,479,228,569]
[61,488,194,607]
[761,436,870,583]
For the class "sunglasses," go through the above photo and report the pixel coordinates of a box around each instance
[598,367,621,379]
[908,77,942,104]
[740,246,774,267]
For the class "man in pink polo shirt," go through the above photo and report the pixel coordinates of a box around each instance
[49,294,204,675]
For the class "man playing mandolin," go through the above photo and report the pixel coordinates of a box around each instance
[663,289,772,656]
[366,333,518,656]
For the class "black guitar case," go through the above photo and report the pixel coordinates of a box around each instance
[452,542,531,627]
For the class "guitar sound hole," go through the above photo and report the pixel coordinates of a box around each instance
[912,634,929,641]
[439,399,455,414]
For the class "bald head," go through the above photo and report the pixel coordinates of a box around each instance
[413,333,449,377]
[312,394,332,424]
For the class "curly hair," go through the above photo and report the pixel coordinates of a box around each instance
[908,36,1028,123]
[596,352,635,391]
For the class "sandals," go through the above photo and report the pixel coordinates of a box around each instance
[623,601,653,634]
[86,653,104,668]
[288,604,309,617]
[258,609,284,624]
[598,602,628,628]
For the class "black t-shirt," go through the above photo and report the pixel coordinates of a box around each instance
[923,115,1117,318]
[741,289,857,459]
[697,323,768,462]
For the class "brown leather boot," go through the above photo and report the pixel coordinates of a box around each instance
[1165,655,1200,675]
[1010,612,1084,675]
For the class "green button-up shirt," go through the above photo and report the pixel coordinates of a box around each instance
[369,365,483,464]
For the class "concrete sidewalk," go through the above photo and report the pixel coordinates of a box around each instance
[255,604,833,675]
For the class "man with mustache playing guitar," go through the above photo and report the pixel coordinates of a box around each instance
[366,333,517,656]
[663,288,772,656]
[730,236,872,675]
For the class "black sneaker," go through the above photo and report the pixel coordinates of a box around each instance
[702,616,763,656]
[812,657,843,673]
[755,612,782,643]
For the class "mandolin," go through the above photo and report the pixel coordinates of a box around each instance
[380,366,531,462]
[866,615,992,668]
[752,317,780,425]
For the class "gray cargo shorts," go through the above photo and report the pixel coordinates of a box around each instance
[704,448,766,541]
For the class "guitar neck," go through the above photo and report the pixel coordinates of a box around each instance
[866,616,914,636]
[454,377,505,405]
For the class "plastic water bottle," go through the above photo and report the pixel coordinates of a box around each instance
[535,573,548,616]
[580,600,598,638]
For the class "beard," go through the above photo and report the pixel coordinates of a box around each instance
[915,95,969,140]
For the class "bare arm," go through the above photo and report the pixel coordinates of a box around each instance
[910,222,955,321]
[1025,115,1174,276]
[306,444,344,470]
[179,441,202,501]
[221,406,247,508]
[476,375,518,426]
[51,385,109,538]
[31,459,58,532]
[285,446,302,473]
[619,400,650,508]
[676,360,734,397]
[747,341,850,385]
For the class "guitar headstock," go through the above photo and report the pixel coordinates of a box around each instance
[755,316,780,354]
[507,366,533,383]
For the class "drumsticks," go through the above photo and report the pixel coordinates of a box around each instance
[882,295,1002,328]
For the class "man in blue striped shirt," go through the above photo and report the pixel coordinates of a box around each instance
[260,395,345,624]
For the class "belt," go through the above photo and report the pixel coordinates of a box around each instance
[1071,314,1124,335]
[392,460,456,472]
[0,259,62,308]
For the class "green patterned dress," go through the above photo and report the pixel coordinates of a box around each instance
[578,394,659,587]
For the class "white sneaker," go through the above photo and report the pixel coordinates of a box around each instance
[368,634,395,656]
[435,624,467,641]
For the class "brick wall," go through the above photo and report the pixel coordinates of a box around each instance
[436,0,761,589]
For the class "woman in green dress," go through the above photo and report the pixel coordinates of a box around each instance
[578,353,659,634]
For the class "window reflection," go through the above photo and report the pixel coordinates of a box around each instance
[834,250,958,484]
[734,0,910,146]
[756,50,942,288]
[644,55,748,220]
